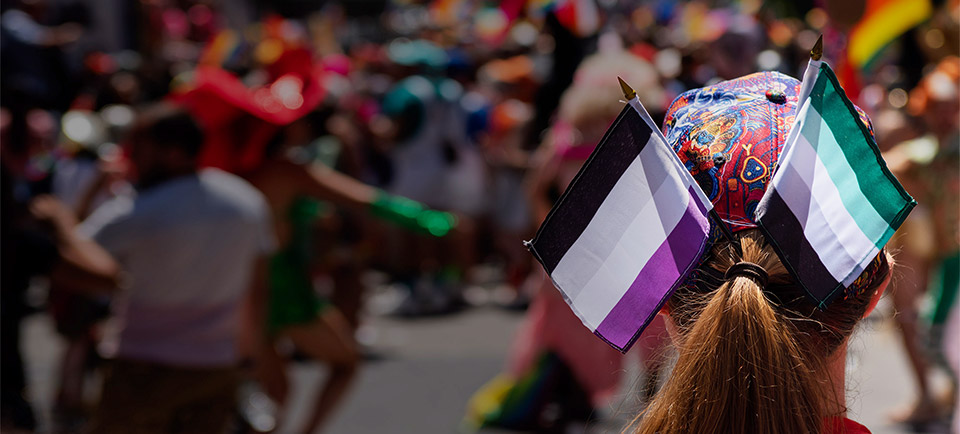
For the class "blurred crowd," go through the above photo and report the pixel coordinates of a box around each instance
[1,0,958,433]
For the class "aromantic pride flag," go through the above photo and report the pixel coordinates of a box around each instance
[756,62,915,306]
[847,0,932,70]
[526,95,712,353]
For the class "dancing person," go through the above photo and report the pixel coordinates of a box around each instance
[173,38,460,430]
[245,116,459,433]
[32,104,276,434]
[872,109,939,426]
[883,56,960,425]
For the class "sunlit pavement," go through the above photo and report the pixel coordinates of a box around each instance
[21,292,954,433]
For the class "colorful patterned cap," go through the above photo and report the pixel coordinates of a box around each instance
[662,71,882,299]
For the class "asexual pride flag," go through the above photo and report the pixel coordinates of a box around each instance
[756,63,915,306]
[527,97,712,353]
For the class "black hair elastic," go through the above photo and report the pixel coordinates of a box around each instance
[724,262,769,287]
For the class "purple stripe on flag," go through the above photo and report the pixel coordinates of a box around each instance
[594,187,710,351]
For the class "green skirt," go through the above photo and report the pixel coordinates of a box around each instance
[266,251,329,336]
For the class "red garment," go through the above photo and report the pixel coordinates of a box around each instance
[825,418,871,434]
[171,47,326,173]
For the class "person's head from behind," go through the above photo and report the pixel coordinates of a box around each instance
[635,72,892,434]
[126,103,204,189]
[374,78,430,145]
[558,50,664,147]
[637,230,890,434]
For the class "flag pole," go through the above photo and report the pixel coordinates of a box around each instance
[777,35,823,173]
[796,35,823,110]
[618,77,737,247]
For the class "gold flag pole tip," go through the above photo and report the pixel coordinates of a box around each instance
[618,76,636,100]
[811,35,823,61]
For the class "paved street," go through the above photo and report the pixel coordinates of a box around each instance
[20,291,955,433]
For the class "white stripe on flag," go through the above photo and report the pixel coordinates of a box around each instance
[781,60,820,163]
[551,134,665,304]
[558,163,693,331]
[774,123,880,285]
[796,60,822,114]
[806,107,890,243]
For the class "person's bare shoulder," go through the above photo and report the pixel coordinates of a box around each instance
[244,160,309,211]
[248,159,304,186]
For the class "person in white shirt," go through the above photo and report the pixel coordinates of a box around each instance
[31,103,275,433]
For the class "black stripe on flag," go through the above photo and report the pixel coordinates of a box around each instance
[531,105,653,274]
[756,191,843,306]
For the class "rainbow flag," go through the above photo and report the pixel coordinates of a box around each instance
[847,0,932,70]
[756,62,915,305]
[199,30,242,67]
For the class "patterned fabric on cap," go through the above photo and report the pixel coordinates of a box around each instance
[662,71,881,300]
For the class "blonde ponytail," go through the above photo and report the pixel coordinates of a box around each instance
[632,230,886,434]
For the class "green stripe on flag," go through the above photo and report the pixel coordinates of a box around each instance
[807,64,915,232]
[799,113,889,248]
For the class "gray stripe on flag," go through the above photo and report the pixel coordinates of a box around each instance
[551,134,672,305]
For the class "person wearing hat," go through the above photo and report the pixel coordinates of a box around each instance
[175,33,465,430]
[628,71,893,434]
